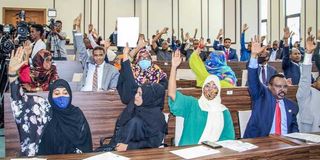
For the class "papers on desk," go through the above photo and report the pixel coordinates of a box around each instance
[284,133,320,143]
[170,146,220,159]
[83,152,130,160]
[216,140,258,152]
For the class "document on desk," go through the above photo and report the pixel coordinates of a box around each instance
[284,133,320,143]
[216,140,258,152]
[170,146,220,159]
[83,152,130,160]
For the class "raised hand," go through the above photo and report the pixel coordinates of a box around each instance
[307,27,312,36]
[216,29,223,39]
[251,35,266,58]
[261,35,266,43]
[103,40,111,50]
[160,27,169,34]
[290,31,295,37]
[88,24,93,33]
[8,47,27,76]
[122,43,130,62]
[137,37,147,49]
[305,35,316,54]
[242,24,249,32]
[171,49,182,69]
[283,27,291,39]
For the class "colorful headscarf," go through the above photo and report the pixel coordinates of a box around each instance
[30,49,59,90]
[205,51,237,85]
[132,49,167,85]
[135,48,152,63]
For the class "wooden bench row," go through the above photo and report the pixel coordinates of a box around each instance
[3,86,298,156]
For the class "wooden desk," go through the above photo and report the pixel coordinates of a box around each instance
[4,86,299,157]
[5,135,320,160]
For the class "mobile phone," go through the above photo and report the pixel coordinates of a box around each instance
[201,141,222,149]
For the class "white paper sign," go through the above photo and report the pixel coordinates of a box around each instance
[117,17,139,48]
[170,146,220,159]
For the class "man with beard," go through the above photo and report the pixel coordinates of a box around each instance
[243,35,299,138]
[282,27,314,85]
[246,44,277,86]
[152,27,172,61]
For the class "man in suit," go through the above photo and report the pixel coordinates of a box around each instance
[246,47,278,86]
[213,29,238,61]
[282,27,314,85]
[244,36,299,138]
[268,40,283,61]
[73,19,119,91]
[297,34,320,132]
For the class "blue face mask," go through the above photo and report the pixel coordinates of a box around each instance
[138,59,151,70]
[52,96,70,109]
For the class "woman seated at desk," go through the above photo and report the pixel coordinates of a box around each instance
[8,47,92,156]
[168,50,235,146]
[189,45,237,88]
[96,45,167,152]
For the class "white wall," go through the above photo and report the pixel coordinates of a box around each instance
[1,0,318,48]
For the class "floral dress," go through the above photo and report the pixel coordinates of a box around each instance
[10,79,52,156]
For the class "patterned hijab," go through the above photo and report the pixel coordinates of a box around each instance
[31,49,59,85]
[132,49,167,85]
[205,51,237,86]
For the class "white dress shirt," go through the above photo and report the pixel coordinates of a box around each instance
[81,62,105,91]
[269,49,277,61]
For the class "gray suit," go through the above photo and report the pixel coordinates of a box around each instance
[297,64,320,132]
[73,31,119,91]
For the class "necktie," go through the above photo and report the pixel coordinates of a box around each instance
[92,65,98,91]
[275,100,282,135]
[225,49,229,60]
[261,66,267,85]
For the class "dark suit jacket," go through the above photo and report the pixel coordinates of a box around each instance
[243,67,299,138]
[268,48,283,60]
[282,46,301,85]
[258,65,278,85]
[213,40,238,61]
[246,60,278,86]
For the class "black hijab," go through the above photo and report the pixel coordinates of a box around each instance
[38,79,92,155]
[117,83,167,136]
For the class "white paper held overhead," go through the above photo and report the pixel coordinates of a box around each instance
[117,17,139,48]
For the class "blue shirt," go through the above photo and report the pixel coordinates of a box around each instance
[269,100,288,134]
